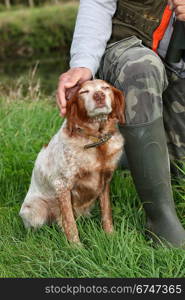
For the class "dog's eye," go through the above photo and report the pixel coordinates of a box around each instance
[102,86,110,90]
[79,90,89,94]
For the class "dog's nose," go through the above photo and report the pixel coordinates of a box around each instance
[93,91,105,104]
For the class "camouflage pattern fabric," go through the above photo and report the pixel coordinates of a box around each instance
[163,70,185,161]
[98,36,185,161]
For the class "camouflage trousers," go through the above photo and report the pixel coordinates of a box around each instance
[98,36,185,161]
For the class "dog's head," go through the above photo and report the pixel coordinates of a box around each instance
[66,79,125,134]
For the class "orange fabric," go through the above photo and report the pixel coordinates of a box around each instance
[152,5,173,53]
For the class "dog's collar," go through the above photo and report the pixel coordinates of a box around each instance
[75,128,113,149]
[84,133,112,149]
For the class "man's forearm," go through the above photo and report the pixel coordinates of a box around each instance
[70,0,117,77]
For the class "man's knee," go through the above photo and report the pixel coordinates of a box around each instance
[115,48,168,125]
[116,47,167,91]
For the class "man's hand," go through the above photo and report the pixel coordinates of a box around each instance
[56,67,92,116]
[168,0,185,21]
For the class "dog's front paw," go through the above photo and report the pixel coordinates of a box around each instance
[103,223,114,234]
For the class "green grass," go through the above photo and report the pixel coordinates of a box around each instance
[0,2,78,59]
[0,98,185,278]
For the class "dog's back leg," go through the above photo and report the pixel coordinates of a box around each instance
[19,196,49,229]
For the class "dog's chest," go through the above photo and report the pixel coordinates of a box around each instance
[80,131,124,170]
[71,132,123,206]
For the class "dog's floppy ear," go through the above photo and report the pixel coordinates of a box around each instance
[111,86,126,125]
[66,90,80,136]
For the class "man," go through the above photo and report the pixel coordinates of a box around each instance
[57,0,185,248]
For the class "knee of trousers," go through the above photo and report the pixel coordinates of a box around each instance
[114,48,168,125]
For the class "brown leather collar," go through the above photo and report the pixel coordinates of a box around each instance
[84,133,112,149]
[75,127,113,149]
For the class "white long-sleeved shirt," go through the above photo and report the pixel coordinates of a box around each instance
[70,0,185,78]
[70,0,117,77]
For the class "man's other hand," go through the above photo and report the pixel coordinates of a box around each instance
[168,0,185,21]
[56,67,92,116]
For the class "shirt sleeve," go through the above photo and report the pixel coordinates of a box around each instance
[70,0,117,77]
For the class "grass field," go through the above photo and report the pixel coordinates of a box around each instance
[0,96,185,278]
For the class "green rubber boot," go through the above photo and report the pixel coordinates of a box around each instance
[119,117,185,248]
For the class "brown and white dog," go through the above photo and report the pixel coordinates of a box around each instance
[19,79,125,244]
